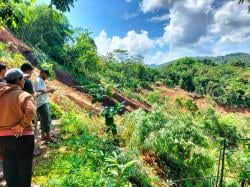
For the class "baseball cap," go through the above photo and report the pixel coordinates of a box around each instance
[5,68,24,82]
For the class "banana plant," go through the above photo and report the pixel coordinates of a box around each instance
[101,102,124,137]
[105,152,137,184]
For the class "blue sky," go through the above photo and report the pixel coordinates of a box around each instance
[39,0,250,64]
[66,0,167,38]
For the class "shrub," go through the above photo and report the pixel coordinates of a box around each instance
[147,90,161,104]
[50,102,63,119]
[0,42,29,68]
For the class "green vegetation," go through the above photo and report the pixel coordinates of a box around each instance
[196,53,250,66]
[160,58,250,108]
[0,42,30,67]
[0,1,249,186]
[0,0,76,28]
[13,4,73,62]
[50,102,63,119]
[122,100,249,186]
[33,112,152,186]
[101,103,124,138]
[160,53,250,67]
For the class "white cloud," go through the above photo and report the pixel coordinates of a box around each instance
[94,30,112,55]
[210,1,250,54]
[162,0,213,47]
[140,0,180,13]
[94,30,156,56]
[148,14,170,22]
[211,1,250,34]
[96,0,250,65]
[144,50,182,64]
[125,0,132,2]
[144,0,250,63]
[94,30,203,65]
[121,12,139,20]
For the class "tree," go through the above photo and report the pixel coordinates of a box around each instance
[231,60,246,67]
[0,1,23,28]
[64,31,99,71]
[50,0,77,12]
[14,4,73,62]
[238,0,250,12]
[0,0,76,28]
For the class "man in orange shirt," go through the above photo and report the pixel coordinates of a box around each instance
[0,69,36,187]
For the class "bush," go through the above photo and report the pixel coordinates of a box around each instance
[147,90,161,104]
[50,102,63,119]
[0,42,30,68]
[160,58,250,108]
[122,104,247,186]
[34,112,152,186]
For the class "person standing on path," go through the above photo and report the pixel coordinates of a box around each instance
[34,69,56,143]
[0,68,36,187]
[20,63,34,95]
[0,63,6,83]
[20,63,41,156]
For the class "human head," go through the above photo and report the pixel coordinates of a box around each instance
[40,69,50,80]
[0,63,6,78]
[20,63,34,76]
[5,68,25,89]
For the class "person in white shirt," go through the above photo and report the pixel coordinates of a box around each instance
[34,69,56,143]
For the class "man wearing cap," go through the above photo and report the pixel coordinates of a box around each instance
[34,69,56,143]
[0,63,6,83]
[0,68,36,187]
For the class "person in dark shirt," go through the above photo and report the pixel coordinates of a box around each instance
[0,63,6,83]
[20,63,41,156]
[20,63,34,95]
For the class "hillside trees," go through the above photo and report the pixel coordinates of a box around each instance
[0,0,76,28]
[14,4,73,62]
[160,58,250,108]
[64,31,99,72]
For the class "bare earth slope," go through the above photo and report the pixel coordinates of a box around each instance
[155,85,250,116]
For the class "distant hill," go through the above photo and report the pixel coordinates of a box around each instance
[158,52,250,67]
[148,64,159,68]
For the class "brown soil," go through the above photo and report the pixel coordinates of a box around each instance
[31,68,102,113]
[155,85,250,116]
[51,65,152,114]
[113,89,151,112]
[0,28,32,53]
[142,151,165,179]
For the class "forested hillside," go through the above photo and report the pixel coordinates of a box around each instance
[0,0,249,187]
[196,53,250,66]
[160,53,250,67]
[159,58,250,108]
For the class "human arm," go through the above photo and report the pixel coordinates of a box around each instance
[34,77,56,97]
[13,95,36,138]
[36,88,56,94]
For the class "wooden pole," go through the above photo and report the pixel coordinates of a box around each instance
[219,139,226,187]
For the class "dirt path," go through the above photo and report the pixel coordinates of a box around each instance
[155,85,250,116]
